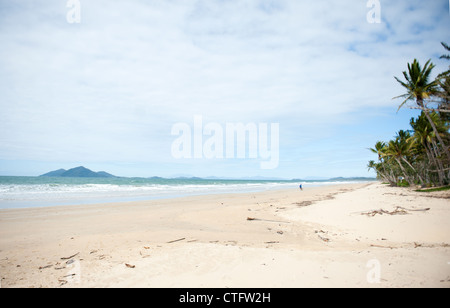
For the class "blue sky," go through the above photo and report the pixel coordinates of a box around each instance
[0,0,449,178]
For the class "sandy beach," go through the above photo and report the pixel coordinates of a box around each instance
[0,182,449,288]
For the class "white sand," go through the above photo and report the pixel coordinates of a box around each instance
[0,182,449,288]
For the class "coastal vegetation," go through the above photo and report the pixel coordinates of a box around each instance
[368,42,450,187]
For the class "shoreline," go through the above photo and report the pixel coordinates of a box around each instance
[0,178,376,210]
[0,184,327,211]
[0,182,449,288]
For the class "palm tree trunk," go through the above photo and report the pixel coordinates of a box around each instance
[431,138,448,184]
[389,169,397,186]
[425,140,444,185]
[395,157,414,186]
[401,157,424,185]
[419,98,450,162]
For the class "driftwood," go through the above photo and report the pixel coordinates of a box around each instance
[370,244,396,249]
[61,252,79,260]
[167,238,185,244]
[360,206,428,217]
[397,206,430,212]
[318,235,330,242]
[361,208,408,216]
[125,263,135,268]
[54,265,66,270]
[247,217,291,224]
[315,230,331,242]
[414,242,450,248]
[360,206,430,217]
[140,250,151,258]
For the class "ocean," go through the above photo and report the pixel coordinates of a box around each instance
[0,176,374,209]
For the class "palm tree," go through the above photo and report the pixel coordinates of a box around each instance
[410,113,445,185]
[394,59,437,110]
[439,42,450,78]
[368,141,395,184]
[394,59,450,162]
[437,42,450,122]
[383,131,423,186]
[369,141,386,162]
[438,75,450,106]
[440,42,450,61]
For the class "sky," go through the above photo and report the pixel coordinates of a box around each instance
[0,0,449,179]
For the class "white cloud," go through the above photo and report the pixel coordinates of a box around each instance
[0,0,449,176]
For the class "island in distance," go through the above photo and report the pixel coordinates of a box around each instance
[40,166,116,178]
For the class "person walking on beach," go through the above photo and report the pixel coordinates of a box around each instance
[299,184,303,191]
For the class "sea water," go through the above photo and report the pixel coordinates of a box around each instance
[0,176,373,209]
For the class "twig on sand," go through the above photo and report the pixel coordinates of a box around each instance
[140,251,151,258]
[317,235,330,242]
[314,230,330,242]
[397,206,430,212]
[167,238,186,244]
[60,252,79,260]
[370,244,396,249]
[247,217,291,224]
[414,242,450,248]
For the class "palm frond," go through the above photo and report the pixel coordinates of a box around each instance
[440,42,450,59]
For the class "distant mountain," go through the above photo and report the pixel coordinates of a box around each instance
[173,176,204,180]
[95,171,116,178]
[40,168,67,177]
[40,166,116,178]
